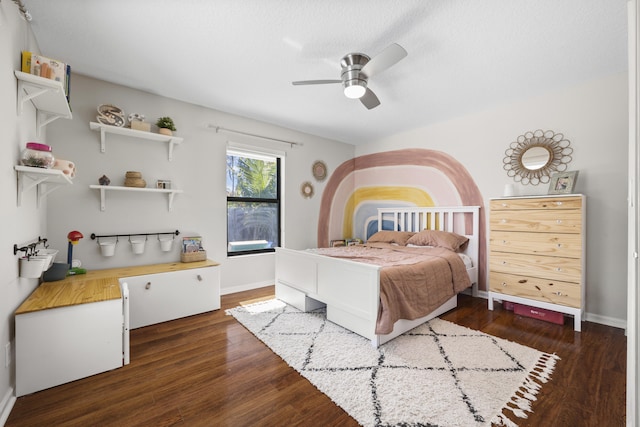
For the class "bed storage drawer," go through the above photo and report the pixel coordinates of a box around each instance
[489,271,581,308]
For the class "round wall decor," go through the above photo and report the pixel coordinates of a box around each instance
[301,181,314,198]
[312,160,327,181]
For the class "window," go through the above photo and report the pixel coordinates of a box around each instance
[226,149,281,256]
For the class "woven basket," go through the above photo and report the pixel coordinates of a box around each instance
[181,250,207,263]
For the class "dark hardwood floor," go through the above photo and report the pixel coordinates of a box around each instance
[6,287,626,426]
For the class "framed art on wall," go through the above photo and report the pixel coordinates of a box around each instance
[548,170,579,194]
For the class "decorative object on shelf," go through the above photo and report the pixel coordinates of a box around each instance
[21,142,54,168]
[156,116,176,136]
[96,104,125,127]
[548,170,579,195]
[503,129,573,185]
[301,181,314,198]
[156,180,172,189]
[52,159,75,179]
[312,160,328,181]
[128,113,150,131]
[124,171,146,188]
[503,183,515,197]
[98,174,111,186]
[181,236,206,262]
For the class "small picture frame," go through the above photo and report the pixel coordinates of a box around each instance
[156,180,172,189]
[548,171,579,194]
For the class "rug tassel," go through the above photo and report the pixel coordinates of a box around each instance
[491,353,560,426]
[494,413,520,427]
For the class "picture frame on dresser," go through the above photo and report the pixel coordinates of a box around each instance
[548,170,579,194]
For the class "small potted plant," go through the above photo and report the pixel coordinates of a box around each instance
[156,116,177,136]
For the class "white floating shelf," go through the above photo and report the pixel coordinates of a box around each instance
[15,71,72,136]
[89,122,183,161]
[89,185,183,212]
[15,165,73,207]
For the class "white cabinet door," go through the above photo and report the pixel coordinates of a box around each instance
[16,299,123,396]
[122,266,220,329]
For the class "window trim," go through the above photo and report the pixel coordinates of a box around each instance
[226,151,281,257]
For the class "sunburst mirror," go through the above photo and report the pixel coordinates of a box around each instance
[503,129,573,185]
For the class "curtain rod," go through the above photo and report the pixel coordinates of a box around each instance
[208,124,303,148]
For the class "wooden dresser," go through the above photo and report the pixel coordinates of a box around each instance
[487,194,585,331]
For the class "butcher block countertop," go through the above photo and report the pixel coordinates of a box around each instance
[15,259,219,315]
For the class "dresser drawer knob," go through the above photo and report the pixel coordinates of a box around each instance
[556,267,562,271]
[197,274,203,281]
[501,282,507,287]
[557,219,563,224]
[556,201,563,206]
[557,244,562,248]
[501,219,507,223]
[554,291,564,296]
[502,203,508,207]
[145,282,151,290]
[502,261,507,265]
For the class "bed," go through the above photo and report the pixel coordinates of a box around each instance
[275,206,480,347]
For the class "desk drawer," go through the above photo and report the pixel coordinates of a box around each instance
[489,271,581,308]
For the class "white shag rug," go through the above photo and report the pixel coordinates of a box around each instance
[227,299,559,427]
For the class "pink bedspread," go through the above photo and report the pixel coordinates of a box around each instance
[314,243,471,334]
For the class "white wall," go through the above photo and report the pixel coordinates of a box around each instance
[356,73,629,327]
[0,3,45,420]
[43,74,354,294]
[0,5,353,411]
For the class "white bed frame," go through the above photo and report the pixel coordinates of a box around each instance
[275,206,480,347]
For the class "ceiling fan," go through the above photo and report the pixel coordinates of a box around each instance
[292,43,408,110]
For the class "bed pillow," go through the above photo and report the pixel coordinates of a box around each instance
[366,230,415,246]
[405,229,469,251]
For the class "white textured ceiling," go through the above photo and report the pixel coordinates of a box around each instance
[23,0,627,145]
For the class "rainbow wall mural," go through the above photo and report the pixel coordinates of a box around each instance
[318,148,487,290]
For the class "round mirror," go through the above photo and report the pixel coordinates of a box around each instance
[521,146,551,170]
[503,130,573,185]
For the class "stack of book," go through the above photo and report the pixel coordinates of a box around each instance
[21,51,71,104]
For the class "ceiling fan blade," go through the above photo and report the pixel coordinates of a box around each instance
[360,43,407,79]
[292,80,342,86]
[360,88,380,110]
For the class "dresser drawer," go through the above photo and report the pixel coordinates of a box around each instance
[490,197,582,211]
[489,251,581,283]
[489,271,581,308]
[490,209,581,233]
[490,230,582,258]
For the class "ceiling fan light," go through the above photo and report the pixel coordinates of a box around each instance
[343,81,366,99]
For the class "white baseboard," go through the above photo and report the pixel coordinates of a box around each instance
[0,387,16,427]
[584,312,627,331]
[220,281,273,296]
